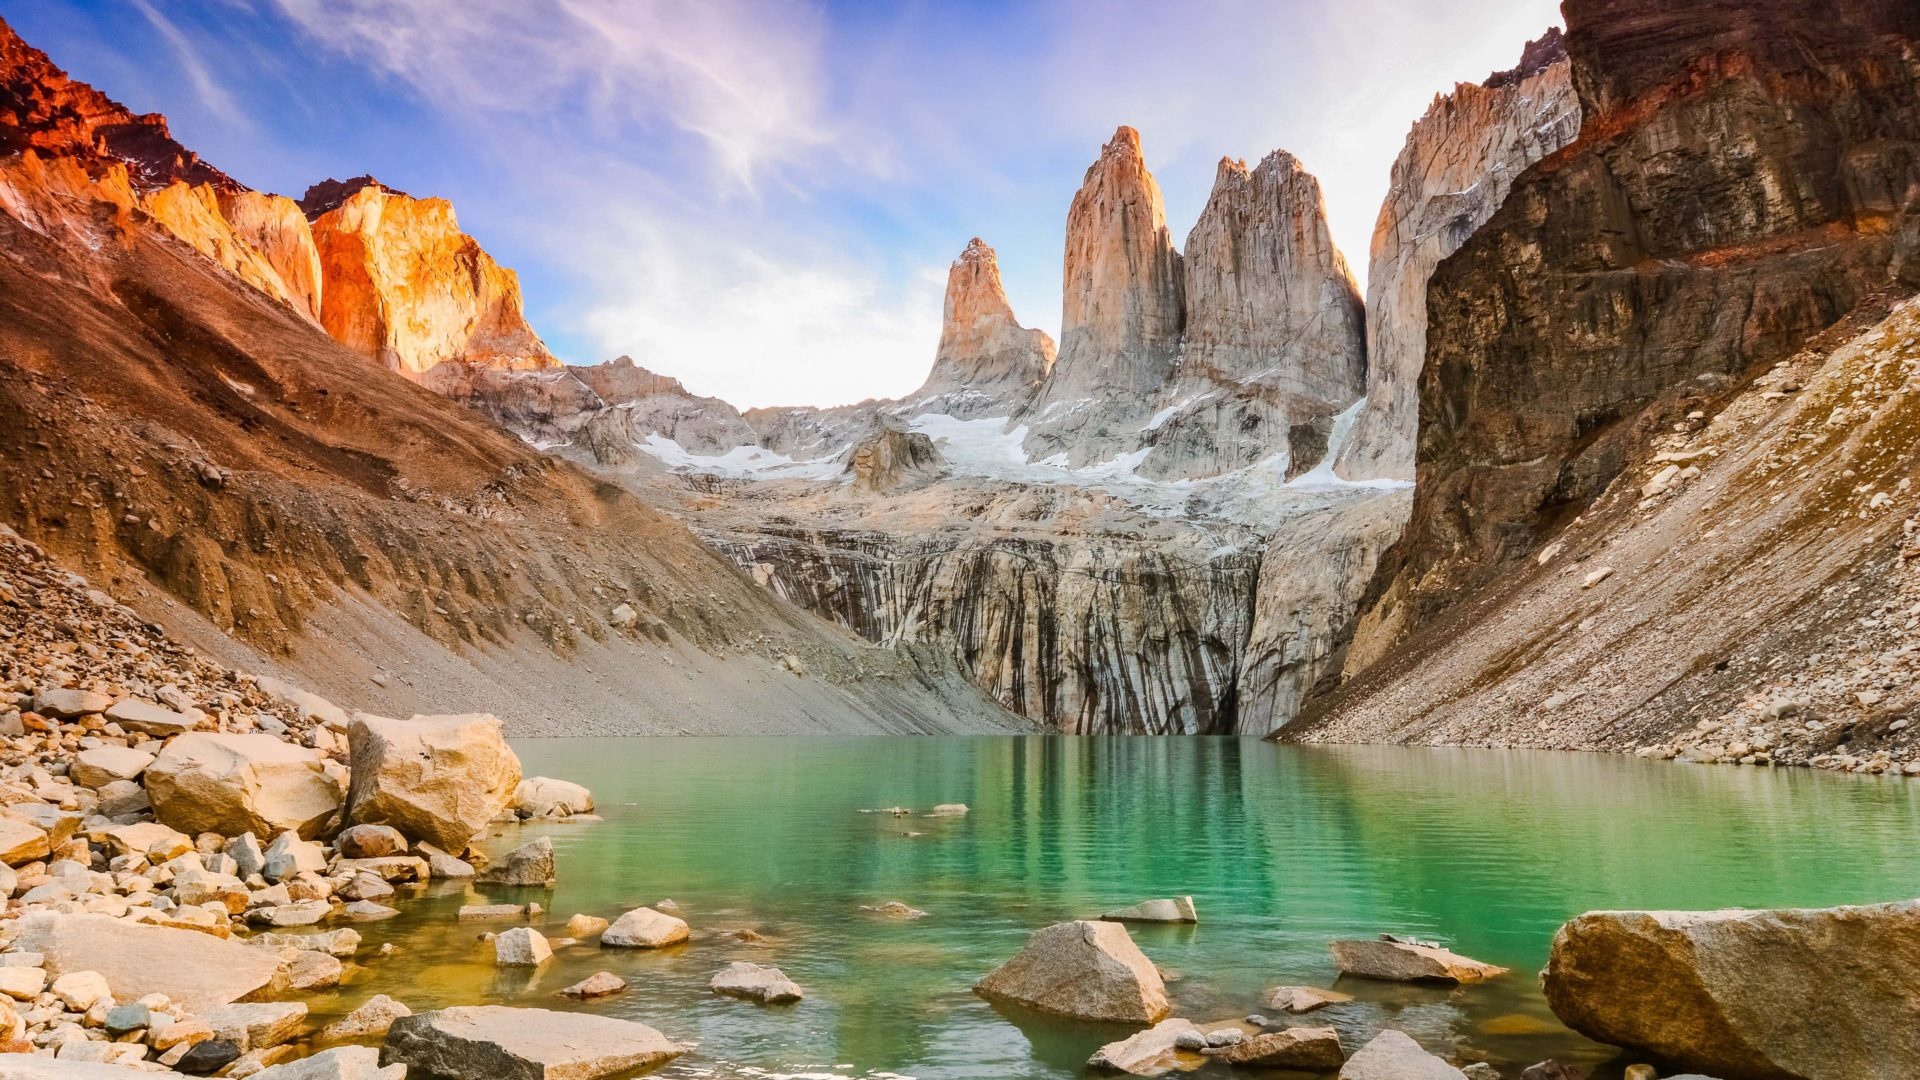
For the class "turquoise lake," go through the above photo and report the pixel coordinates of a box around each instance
[314,737,1920,1078]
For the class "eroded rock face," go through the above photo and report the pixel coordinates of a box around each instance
[144,182,323,324]
[845,426,945,494]
[309,183,559,379]
[974,919,1170,1023]
[1544,902,1920,1080]
[1336,31,1580,482]
[909,238,1055,417]
[1025,125,1185,463]
[1357,0,1920,648]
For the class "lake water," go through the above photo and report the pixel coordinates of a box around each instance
[315,737,1920,1078]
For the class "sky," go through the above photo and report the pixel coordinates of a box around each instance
[8,0,1565,408]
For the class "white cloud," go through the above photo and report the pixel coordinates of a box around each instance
[130,0,250,129]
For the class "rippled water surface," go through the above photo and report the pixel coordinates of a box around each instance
[317,738,1920,1078]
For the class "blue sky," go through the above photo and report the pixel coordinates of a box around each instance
[8,0,1564,408]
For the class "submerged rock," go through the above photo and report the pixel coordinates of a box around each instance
[557,971,627,1000]
[1101,896,1197,923]
[600,906,689,949]
[475,837,555,887]
[709,961,803,1004]
[1544,901,1920,1080]
[1330,937,1507,984]
[1087,1018,1203,1075]
[974,919,1170,1023]
[1207,1026,1344,1069]
[859,901,928,920]
[1264,985,1352,1013]
[381,1005,687,1080]
[1340,1030,1466,1079]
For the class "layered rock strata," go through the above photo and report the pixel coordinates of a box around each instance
[1336,31,1580,481]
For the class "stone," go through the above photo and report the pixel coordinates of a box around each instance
[1330,938,1508,984]
[494,927,551,966]
[202,1002,309,1051]
[1208,1026,1345,1069]
[250,1045,406,1080]
[0,966,47,999]
[342,713,521,852]
[1339,1030,1467,1080]
[34,687,112,718]
[145,733,344,840]
[335,825,408,859]
[101,821,191,860]
[285,950,344,991]
[69,745,156,788]
[225,833,266,879]
[56,1042,149,1066]
[51,970,111,1011]
[457,904,533,921]
[563,914,608,939]
[321,995,412,1041]
[1264,985,1353,1013]
[709,961,802,1004]
[251,929,361,957]
[474,837,555,887]
[381,1005,688,1080]
[1462,1066,1502,1080]
[601,906,689,949]
[1519,1064,1585,1080]
[15,913,283,1013]
[928,803,969,816]
[250,900,331,927]
[261,832,326,881]
[557,972,626,1000]
[1087,1018,1203,1075]
[415,842,475,878]
[1621,1067,1656,1080]
[510,777,593,818]
[339,901,399,921]
[1101,897,1197,923]
[859,901,927,919]
[974,920,1169,1023]
[178,1038,244,1075]
[0,810,51,865]
[104,698,200,737]
[1543,901,1920,1080]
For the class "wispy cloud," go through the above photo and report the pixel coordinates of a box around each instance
[129,0,250,129]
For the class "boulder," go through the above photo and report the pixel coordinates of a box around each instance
[494,927,551,966]
[0,811,51,865]
[336,825,409,859]
[34,687,113,718]
[178,1039,244,1075]
[343,713,521,852]
[1102,897,1197,923]
[14,912,283,1013]
[709,961,803,1004]
[975,920,1169,1023]
[381,1005,687,1079]
[1208,1026,1344,1069]
[145,733,344,839]
[1264,985,1353,1013]
[101,821,192,860]
[1088,1018,1203,1075]
[321,995,411,1041]
[262,831,326,881]
[70,745,157,788]
[475,837,555,887]
[1519,1063,1585,1080]
[251,1045,405,1080]
[511,777,593,818]
[1543,902,1920,1080]
[564,914,608,939]
[1330,938,1508,984]
[557,972,626,1000]
[1340,1030,1466,1079]
[860,901,927,919]
[458,903,533,921]
[104,698,201,737]
[414,841,475,878]
[601,906,689,949]
[929,803,969,816]
[202,1002,309,1050]
[252,929,361,958]
[51,970,110,1011]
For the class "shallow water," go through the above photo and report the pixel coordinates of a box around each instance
[316,737,1920,1078]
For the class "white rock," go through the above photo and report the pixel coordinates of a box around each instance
[494,927,552,967]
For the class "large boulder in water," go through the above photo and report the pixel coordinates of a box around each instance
[145,732,344,839]
[1543,901,1920,1080]
[1330,937,1507,984]
[343,713,521,852]
[974,919,1170,1023]
[1339,1030,1465,1079]
[381,1005,686,1079]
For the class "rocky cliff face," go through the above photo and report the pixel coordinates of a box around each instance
[1301,0,1920,753]
[144,182,323,324]
[1023,126,1185,464]
[1335,32,1581,482]
[907,238,1056,417]
[308,183,559,379]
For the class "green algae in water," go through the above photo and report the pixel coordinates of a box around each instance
[311,737,1920,1079]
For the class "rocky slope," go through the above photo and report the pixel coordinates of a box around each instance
[0,23,1022,736]
[1294,0,1920,765]
[1335,31,1581,482]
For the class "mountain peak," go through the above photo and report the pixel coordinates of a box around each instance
[298,175,410,219]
